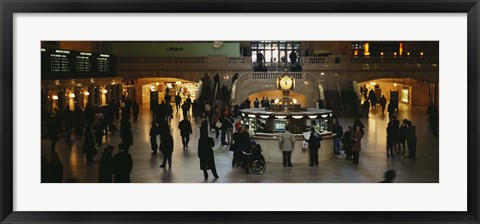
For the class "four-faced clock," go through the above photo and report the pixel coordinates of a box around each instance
[279,76,294,90]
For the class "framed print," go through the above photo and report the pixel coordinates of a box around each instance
[1,0,479,223]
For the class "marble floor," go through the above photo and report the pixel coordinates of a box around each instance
[41,103,439,183]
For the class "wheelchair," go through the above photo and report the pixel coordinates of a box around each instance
[241,144,266,175]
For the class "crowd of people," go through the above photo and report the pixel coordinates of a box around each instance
[41,74,434,183]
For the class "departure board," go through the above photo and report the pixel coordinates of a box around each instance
[41,49,116,79]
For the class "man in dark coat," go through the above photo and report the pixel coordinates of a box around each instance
[175,93,182,113]
[132,100,139,122]
[159,131,174,168]
[149,121,159,155]
[198,128,219,179]
[307,127,322,166]
[178,118,193,149]
[112,143,133,183]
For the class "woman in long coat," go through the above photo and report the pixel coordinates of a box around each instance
[351,126,364,165]
[198,128,219,179]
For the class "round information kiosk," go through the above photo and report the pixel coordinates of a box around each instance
[239,72,336,162]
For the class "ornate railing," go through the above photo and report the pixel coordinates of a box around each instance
[252,72,302,80]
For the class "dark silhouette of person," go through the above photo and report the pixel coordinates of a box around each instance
[363,99,370,118]
[386,118,395,157]
[317,99,324,109]
[165,92,171,104]
[93,115,105,147]
[198,126,219,179]
[181,101,189,119]
[353,118,365,136]
[379,95,387,115]
[83,124,96,163]
[73,104,85,138]
[332,118,343,155]
[62,106,73,148]
[406,121,417,158]
[398,119,408,155]
[201,73,211,97]
[379,170,397,183]
[149,121,159,155]
[221,84,228,104]
[257,52,264,67]
[186,96,192,108]
[387,102,396,119]
[132,100,139,122]
[49,152,63,183]
[307,127,322,166]
[98,144,114,183]
[368,89,377,109]
[232,73,239,85]
[159,129,174,168]
[254,98,260,108]
[46,117,59,154]
[289,51,298,65]
[120,120,133,147]
[156,100,166,122]
[178,118,193,149]
[231,126,242,167]
[342,126,353,160]
[112,143,133,183]
[165,101,173,124]
[175,93,182,112]
[351,125,364,166]
[213,73,220,90]
[83,103,95,125]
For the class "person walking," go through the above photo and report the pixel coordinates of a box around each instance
[132,100,139,122]
[159,129,174,168]
[351,126,364,166]
[342,126,353,160]
[112,143,133,183]
[279,126,295,167]
[149,121,159,155]
[82,123,96,163]
[198,127,219,179]
[47,117,59,154]
[398,119,408,156]
[332,118,343,155]
[307,127,322,167]
[379,95,387,115]
[178,117,193,149]
[175,93,181,113]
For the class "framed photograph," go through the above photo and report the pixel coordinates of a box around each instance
[1,0,479,223]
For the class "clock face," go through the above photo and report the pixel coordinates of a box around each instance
[279,76,293,90]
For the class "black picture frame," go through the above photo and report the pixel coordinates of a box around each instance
[1,0,479,223]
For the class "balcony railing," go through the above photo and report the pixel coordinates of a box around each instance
[252,72,303,80]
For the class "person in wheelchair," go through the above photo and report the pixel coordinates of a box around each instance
[241,141,266,174]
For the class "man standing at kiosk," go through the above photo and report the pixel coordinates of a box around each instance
[307,127,322,167]
[279,126,295,167]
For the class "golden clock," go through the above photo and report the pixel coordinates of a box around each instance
[278,75,294,90]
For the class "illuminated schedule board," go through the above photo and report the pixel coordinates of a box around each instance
[41,49,116,79]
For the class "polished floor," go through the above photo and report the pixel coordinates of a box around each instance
[41,103,439,183]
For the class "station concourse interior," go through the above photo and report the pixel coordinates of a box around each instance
[41,41,439,183]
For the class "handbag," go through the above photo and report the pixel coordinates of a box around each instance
[215,121,222,129]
